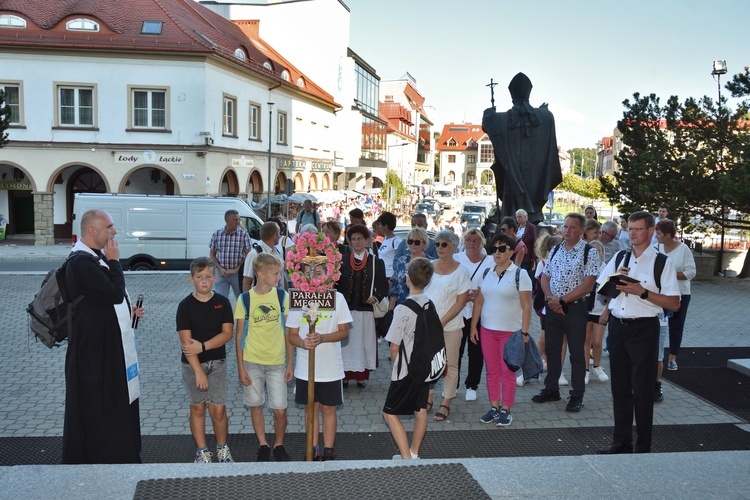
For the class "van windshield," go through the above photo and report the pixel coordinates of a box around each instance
[435,190,452,197]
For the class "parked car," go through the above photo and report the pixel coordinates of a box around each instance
[413,202,438,218]
[544,212,565,228]
[462,201,492,217]
[421,197,443,215]
[460,212,484,229]
[394,225,437,241]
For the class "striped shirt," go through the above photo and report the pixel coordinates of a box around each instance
[209,226,251,269]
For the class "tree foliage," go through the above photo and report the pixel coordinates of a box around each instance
[0,89,9,148]
[558,172,605,199]
[381,169,406,205]
[601,86,750,232]
[567,147,597,178]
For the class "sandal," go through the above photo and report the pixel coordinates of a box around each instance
[434,405,451,421]
[426,401,433,413]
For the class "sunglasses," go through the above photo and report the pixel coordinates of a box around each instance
[491,246,509,254]
[407,239,424,245]
[435,241,452,248]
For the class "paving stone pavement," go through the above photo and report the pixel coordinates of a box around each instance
[1,267,747,440]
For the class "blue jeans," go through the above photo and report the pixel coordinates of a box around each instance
[213,271,241,299]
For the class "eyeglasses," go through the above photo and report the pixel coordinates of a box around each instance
[407,239,424,246]
[628,227,648,232]
[491,246,509,253]
[435,241,452,248]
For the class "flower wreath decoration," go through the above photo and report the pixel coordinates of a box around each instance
[286,231,342,293]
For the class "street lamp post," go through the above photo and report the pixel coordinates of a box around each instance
[267,102,274,219]
[712,60,727,273]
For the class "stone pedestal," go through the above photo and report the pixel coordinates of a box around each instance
[33,193,54,246]
[693,252,715,280]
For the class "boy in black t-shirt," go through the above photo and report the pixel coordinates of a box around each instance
[177,257,235,463]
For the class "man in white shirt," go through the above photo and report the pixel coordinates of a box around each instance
[596,211,680,454]
[242,222,283,291]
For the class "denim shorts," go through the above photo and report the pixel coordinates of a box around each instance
[243,361,288,410]
[182,359,227,406]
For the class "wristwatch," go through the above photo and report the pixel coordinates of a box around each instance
[521,331,529,337]
[640,289,649,300]
[201,341,206,353]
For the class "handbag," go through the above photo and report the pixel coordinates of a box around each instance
[370,255,389,318]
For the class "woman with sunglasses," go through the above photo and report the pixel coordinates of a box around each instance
[389,227,430,308]
[498,217,526,268]
[470,232,532,427]
[425,230,469,421]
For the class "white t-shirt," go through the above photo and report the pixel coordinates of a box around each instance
[385,294,429,381]
[379,235,401,279]
[478,263,532,331]
[658,242,696,295]
[454,252,494,319]
[425,264,470,331]
[286,292,353,382]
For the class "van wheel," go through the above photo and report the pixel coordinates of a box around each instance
[130,260,154,271]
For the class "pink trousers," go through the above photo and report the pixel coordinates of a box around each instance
[480,326,516,407]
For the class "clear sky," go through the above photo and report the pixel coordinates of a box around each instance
[345,0,749,149]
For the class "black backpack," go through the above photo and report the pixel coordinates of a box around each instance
[397,299,446,384]
[613,250,668,291]
[27,251,92,348]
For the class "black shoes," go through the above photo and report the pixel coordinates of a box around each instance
[565,396,584,412]
[654,381,664,403]
[597,443,633,454]
[531,389,561,403]
[273,445,290,462]
[256,444,271,462]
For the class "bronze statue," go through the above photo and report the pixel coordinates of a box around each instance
[482,73,562,224]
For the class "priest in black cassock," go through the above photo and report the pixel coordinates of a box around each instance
[62,209,144,464]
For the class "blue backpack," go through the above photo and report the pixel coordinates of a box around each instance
[240,288,286,348]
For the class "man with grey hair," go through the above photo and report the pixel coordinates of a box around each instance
[598,220,622,264]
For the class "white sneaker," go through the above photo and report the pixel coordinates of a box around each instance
[217,445,234,463]
[559,374,569,386]
[593,366,609,382]
[584,370,590,385]
[516,375,525,387]
[194,449,213,463]
[465,388,477,401]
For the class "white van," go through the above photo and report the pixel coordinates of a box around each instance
[433,188,454,210]
[72,193,264,270]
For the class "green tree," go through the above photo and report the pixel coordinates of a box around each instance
[601,80,750,277]
[568,147,596,178]
[558,172,605,199]
[0,89,10,148]
[381,169,405,207]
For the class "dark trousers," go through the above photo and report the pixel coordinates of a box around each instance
[608,316,659,452]
[668,294,691,356]
[543,301,588,398]
[458,320,484,390]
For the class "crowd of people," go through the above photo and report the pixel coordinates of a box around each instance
[62,200,694,465]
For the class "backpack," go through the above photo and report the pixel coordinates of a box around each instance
[397,299,446,385]
[26,251,92,348]
[532,272,546,318]
[613,250,668,291]
[240,287,286,349]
